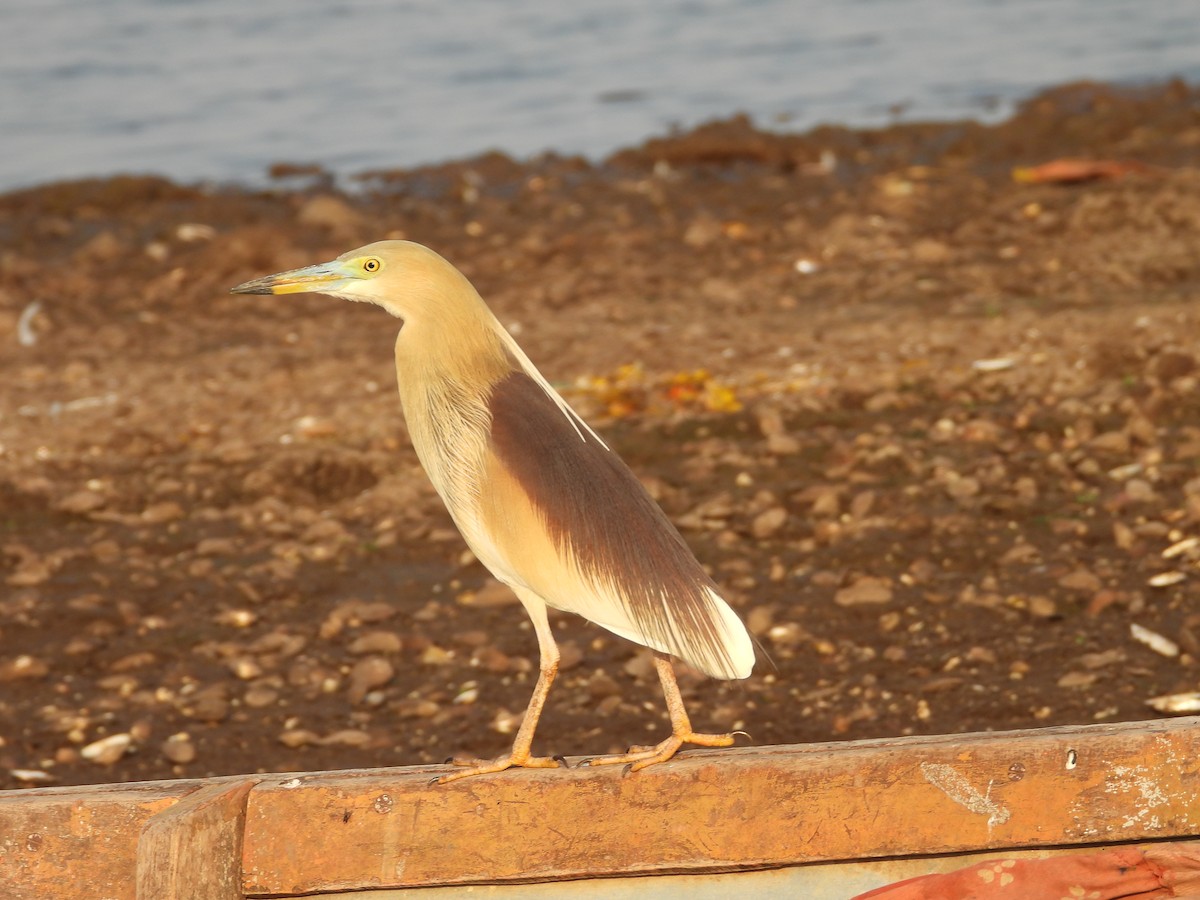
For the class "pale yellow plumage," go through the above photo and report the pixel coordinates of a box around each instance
[232,240,753,781]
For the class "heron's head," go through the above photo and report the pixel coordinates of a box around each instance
[231,240,470,322]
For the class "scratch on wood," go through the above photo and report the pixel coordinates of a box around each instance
[920,762,1011,828]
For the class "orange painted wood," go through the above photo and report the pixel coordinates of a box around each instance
[136,779,256,900]
[0,779,200,900]
[242,717,1200,894]
[1,718,1197,898]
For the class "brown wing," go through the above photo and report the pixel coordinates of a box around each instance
[482,371,751,679]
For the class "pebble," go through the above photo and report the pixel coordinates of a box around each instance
[228,658,263,680]
[0,655,50,681]
[319,729,372,747]
[161,733,196,765]
[751,506,788,539]
[1057,672,1097,689]
[419,645,453,666]
[491,709,523,735]
[243,687,279,708]
[834,577,894,606]
[81,733,132,765]
[557,640,584,671]
[457,579,519,607]
[1130,623,1180,657]
[348,631,404,654]
[183,685,230,723]
[141,501,184,524]
[278,729,320,748]
[1057,570,1101,593]
[56,489,106,514]
[348,656,395,702]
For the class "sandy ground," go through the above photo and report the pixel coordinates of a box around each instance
[1,80,1199,789]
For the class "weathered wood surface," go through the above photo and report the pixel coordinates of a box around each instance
[1,718,1197,898]
[0,778,201,900]
[242,718,1200,894]
[136,779,256,900]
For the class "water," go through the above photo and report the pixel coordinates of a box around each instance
[3,0,1198,192]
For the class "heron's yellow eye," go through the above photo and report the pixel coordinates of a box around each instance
[363,257,382,273]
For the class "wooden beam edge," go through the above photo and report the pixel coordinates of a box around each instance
[241,717,1200,894]
[2,718,1197,898]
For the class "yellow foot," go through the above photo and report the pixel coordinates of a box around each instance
[584,730,741,773]
[433,752,564,785]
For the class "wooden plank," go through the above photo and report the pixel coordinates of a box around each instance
[136,779,256,900]
[0,780,198,900]
[2,718,1196,897]
[241,716,1200,895]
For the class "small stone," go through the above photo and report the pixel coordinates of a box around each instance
[243,687,279,708]
[471,646,511,673]
[297,194,363,233]
[227,658,263,680]
[745,605,774,635]
[911,238,950,263]
[557,640,584,671]
[835,577,893,607]
[81,733,132,765]
[195,537,238,556]
[1079,649,1125,670]
[348,631,403,654]
[278,729,319,748]
[944,474,980,500]
[318,729,371,747]
[1027,596,1057,618]
[348,656,395,702]
[10,769,56,785]
[587,670,622,699]
[1124,479,1157,503]
[1147,571,1186,588]
[183,685,230,722]
[56,490,106,514]
[141,501,184,524]
[767,622,807,646]
[161,733,196,765]
[398,699,439,719]
[751,506,788,539]
[215,608,259,628]
[1058,570,1101,593]
[458,579,518,608]
[491,708,523,735]
[0,655,50,681]
[419,645,453,666]
[623,650,656,680]
[110,652,157,672]
[1057,672,1097,689]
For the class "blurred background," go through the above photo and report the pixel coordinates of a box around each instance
[4,0,1199,192]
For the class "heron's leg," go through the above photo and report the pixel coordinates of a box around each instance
[584,651,742,772]
[436,592,563,783]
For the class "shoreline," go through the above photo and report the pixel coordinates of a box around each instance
[5,78,1197,199]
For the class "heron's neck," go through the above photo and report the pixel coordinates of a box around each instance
[392,299,515,399]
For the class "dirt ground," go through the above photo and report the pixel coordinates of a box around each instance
[2,80,1199,790]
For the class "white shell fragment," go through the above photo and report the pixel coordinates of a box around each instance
[1107,462,1144,481]
[1162,537,1199,559]
[9,768,57,784]
[1147,571,1187,588]
[17,300,42,347]
[1146,692,1200,715]
[971,357,1016,372]
[81,733,133,764]
[175,223,216,242]
[1130,623,1180,658]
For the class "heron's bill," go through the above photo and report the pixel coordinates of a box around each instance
[230,262,350,295]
